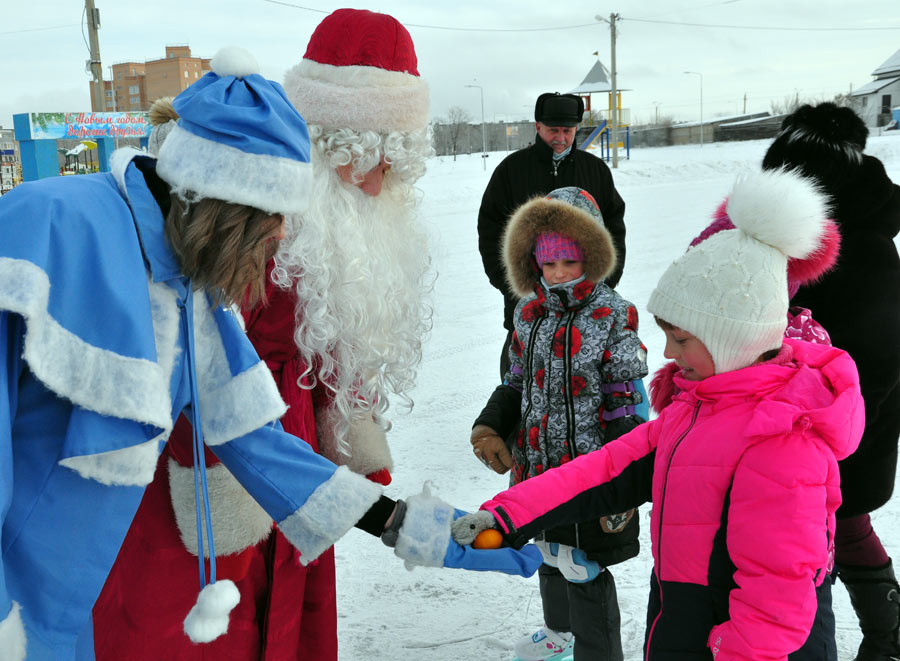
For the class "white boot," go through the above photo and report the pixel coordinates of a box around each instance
[513,626,574,660]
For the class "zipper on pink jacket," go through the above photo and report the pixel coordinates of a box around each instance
[645,400,702,660]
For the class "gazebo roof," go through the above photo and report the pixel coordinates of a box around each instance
[567,61,631,94]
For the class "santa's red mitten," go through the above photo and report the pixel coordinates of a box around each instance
[365,468,392,485]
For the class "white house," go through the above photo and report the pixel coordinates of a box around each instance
[851,47,900,127]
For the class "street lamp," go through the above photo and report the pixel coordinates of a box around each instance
[683,71,703,147]
[465,83,487,170]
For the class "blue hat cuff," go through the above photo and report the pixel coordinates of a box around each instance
[157,124,310,215]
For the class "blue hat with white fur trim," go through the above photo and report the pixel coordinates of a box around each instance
[156,46,310,215]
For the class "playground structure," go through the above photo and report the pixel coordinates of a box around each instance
[569,60,631,161]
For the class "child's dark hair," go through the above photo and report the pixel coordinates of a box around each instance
[656,316,780,364]
[654,316,677,331]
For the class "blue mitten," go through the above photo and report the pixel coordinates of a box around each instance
[393,483,542,577]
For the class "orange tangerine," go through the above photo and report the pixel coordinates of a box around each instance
[472,528,503,549]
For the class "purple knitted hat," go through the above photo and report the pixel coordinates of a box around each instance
[534,231,585,265]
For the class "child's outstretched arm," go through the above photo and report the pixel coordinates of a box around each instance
[708,435,837,659]
[462,420,656,549]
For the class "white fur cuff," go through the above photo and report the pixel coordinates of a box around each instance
[0,602,26,661]
[277,465,382,564]
[394,483,454,570]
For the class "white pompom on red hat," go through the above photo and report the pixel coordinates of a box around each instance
[283,8,429,132]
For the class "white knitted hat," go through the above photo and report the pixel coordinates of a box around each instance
[647,168,830,374]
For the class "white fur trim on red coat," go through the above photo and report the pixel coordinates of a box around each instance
[0,602,26,661]
[283,59,429,132]
[168,459,274,557]
[316,406,393,476]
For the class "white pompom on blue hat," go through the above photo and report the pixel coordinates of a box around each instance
[156,46,311,215]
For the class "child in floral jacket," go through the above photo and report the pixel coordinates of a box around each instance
[470,186,648,660]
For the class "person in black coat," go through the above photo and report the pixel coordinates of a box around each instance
[763,102,900,661]
[477,92,627,378]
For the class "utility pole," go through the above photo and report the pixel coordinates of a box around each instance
[608,13,620,169]
[743,93,747,114]
[85,0,104,112]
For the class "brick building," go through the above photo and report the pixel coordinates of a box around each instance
[91,45,211,112]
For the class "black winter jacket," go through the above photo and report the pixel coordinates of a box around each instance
[791,155,900,517]
[477,136,627,330]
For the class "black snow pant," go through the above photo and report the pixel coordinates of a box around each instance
[540,564,624,661]
[789,576,837,661]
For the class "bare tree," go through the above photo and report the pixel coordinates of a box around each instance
[444,106,472,160]
[769,93,804,116]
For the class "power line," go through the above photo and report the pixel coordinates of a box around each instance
[624,16,900,31]
[262,0,900,34]
[0,23,80,36]
[261,0,597,32]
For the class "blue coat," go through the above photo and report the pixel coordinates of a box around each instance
[0,150,382,660]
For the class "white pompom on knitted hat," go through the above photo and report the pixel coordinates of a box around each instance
[647,168,830,374]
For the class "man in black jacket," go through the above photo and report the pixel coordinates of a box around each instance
[477,92,627,378]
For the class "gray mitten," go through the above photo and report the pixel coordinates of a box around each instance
[450,510,498,545]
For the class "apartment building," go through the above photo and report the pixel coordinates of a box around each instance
[0,127,21,194]
[91,45,211,112]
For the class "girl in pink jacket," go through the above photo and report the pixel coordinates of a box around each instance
[453,168,865,660]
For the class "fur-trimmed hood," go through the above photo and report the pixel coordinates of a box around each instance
[502,195,616,298]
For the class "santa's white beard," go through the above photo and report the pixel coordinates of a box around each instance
[272,160,433,451]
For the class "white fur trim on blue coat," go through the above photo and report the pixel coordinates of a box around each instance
[0,602,26,661]
[278,465,382,564]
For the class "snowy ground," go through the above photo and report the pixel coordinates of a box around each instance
[334,134,900,660]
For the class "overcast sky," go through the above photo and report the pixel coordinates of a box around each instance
[3,1,900,132]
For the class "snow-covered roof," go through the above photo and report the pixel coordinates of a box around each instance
[851,76,900,96]
[872,47,900,77]
[567,60,631,94]
[675,111,770,128]
[718,113,780,127]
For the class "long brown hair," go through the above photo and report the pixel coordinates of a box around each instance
[164,193,282,306]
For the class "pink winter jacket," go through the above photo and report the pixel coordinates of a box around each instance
[483,339,864,660]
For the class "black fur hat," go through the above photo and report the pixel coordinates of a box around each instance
[762,102,868,190]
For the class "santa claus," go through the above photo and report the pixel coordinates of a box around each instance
[92,9,434,660]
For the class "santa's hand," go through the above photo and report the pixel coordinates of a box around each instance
[389,483,541,577]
